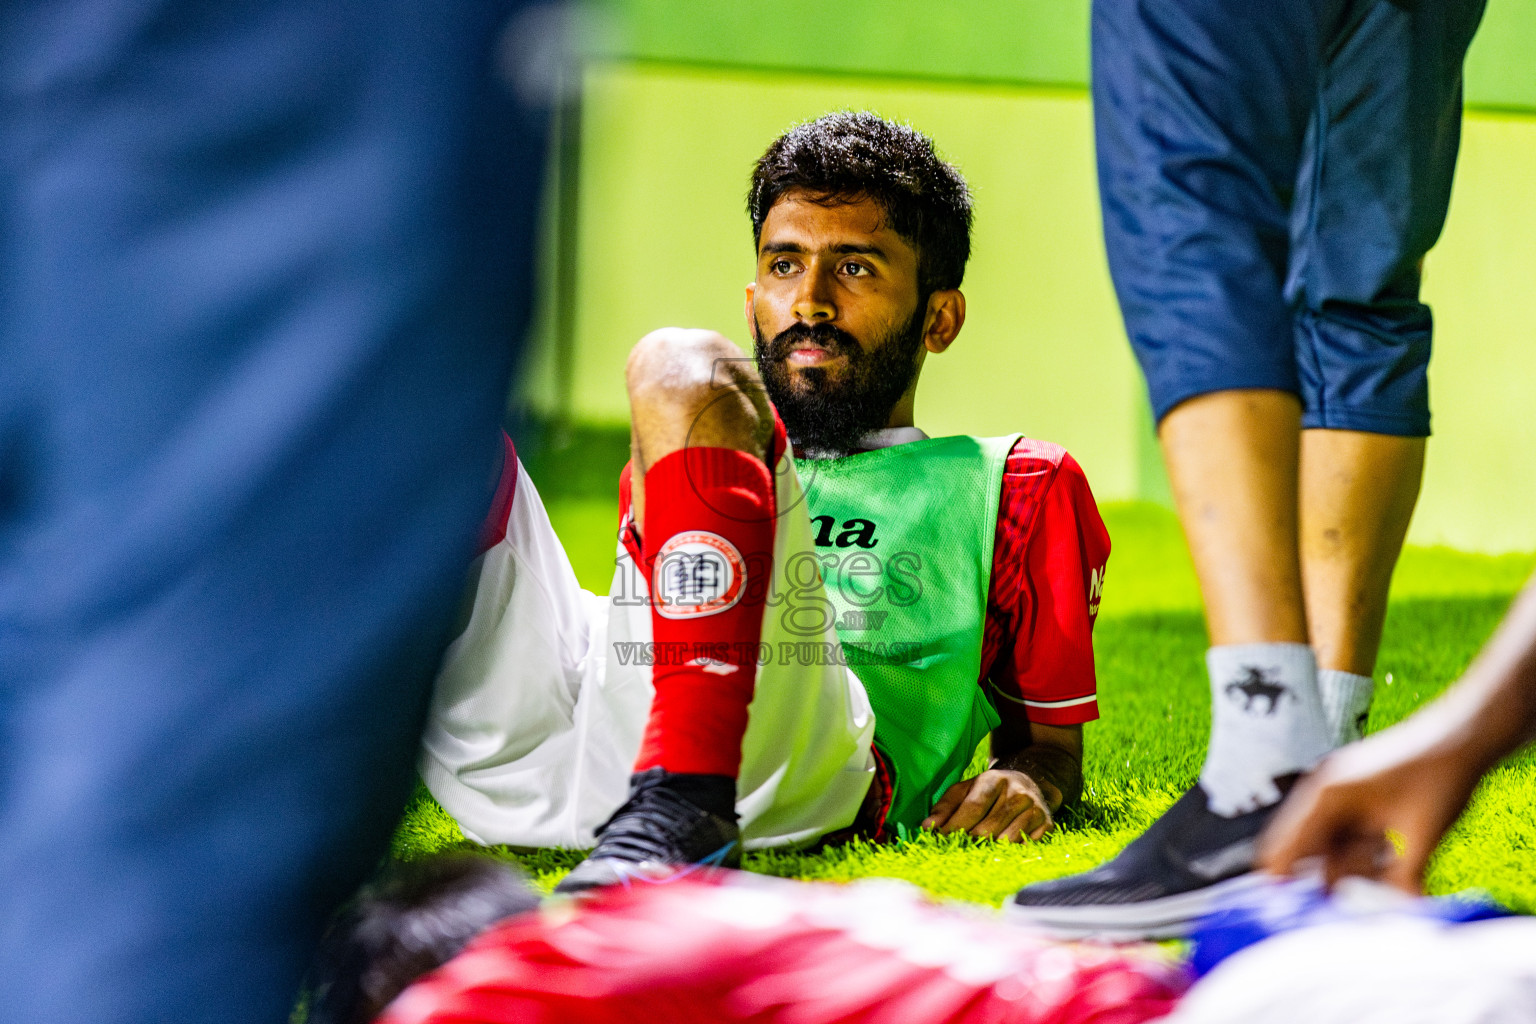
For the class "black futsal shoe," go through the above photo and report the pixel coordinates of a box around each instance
[1006,783,1282,940]
[554,767,741,894]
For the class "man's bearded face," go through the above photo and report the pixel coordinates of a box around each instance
[752,309,926,455]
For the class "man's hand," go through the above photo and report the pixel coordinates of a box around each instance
[922,769,1056,842]
[1263,579,1536,893]
[1258,719,1484,892]
[1263,581,1536,892]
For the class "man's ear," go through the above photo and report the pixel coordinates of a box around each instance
[743,282,756,333]
[922,289,965,354]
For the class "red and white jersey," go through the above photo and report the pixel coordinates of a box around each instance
[381,874,1188,1024]
[486,427,1110,732]
[447,427,1108,848]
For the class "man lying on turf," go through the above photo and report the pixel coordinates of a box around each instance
[421,112,1109,889]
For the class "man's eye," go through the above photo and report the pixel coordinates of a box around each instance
[841,262,868,276]
[771,259,794,274]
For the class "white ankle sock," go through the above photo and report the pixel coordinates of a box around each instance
[1317,668,1374,747]
[1200,642,1330,816]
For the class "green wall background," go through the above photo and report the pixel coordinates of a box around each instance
[520,7,1536,552]
[608,0,1536,111]
[1415,110,1536,552]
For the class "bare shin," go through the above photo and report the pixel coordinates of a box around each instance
[1159,389,1308,647]
[1299,429,1424,675]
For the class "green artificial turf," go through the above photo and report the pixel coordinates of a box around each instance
[392,497,1536,911]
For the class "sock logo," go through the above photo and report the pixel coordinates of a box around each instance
[654,531,746,619]
[1224,667,1288,715]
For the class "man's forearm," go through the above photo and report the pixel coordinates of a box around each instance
[1444,579,1536,772]
[995,744,1082,811]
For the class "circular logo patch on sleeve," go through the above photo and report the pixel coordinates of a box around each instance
[653,531,746,619]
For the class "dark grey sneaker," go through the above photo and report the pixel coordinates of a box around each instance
[1006,783,1279,940]
[554,768,741,894]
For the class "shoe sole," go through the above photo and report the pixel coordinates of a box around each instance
[553,841,740,895]
[1003,872,1269,942]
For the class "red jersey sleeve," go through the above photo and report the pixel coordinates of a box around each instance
[980,439,1110,727]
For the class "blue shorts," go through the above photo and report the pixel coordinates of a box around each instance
[0,3,546,1021]
[1094,0,1486,436]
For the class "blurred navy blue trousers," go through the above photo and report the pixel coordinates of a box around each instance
[1094,0,1486,435]
[0,2,546,1020]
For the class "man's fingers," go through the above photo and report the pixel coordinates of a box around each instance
[925,773,1055,843]
[994,803,1048,844]
[922,781,971,830]
[998,815,1029,843]
[926,778,1000,834]
[967,790,1025,839]
[1256,809,1311,877]
[1257,779,1330,876]
[1381,832,1434,895]
[974,784,1052,843]
[943,781,1002,834]
[1316,831,1392,888]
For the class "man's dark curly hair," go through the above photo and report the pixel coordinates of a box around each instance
[748,111,973,296]
[305,855,539,1024]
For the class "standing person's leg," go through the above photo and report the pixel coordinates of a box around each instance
[1294,0,1485,744]
[1167,0,1485,755]
[0,3,548,1021]
[1008,0,1340,935]
[1011,0,1487,937]
[1300,430,1424,743]
[1007,0,1357,939]
[1099,0,1350,807]
[1158,400,1425,792]
[1159,392,1309,649]
[1159,403,1424,764]
[1159,390,1331,813]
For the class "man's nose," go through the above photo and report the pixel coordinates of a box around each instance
[791,265,836,323]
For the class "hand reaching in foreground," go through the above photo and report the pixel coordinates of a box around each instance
[922,769,1055,842]
[1256,718,1484,892]
[1262,580,1536,892]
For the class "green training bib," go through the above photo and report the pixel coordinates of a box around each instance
[799,434,1018,830]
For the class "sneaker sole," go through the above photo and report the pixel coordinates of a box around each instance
[553,841,740,895]
[1004,872,1269,942]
